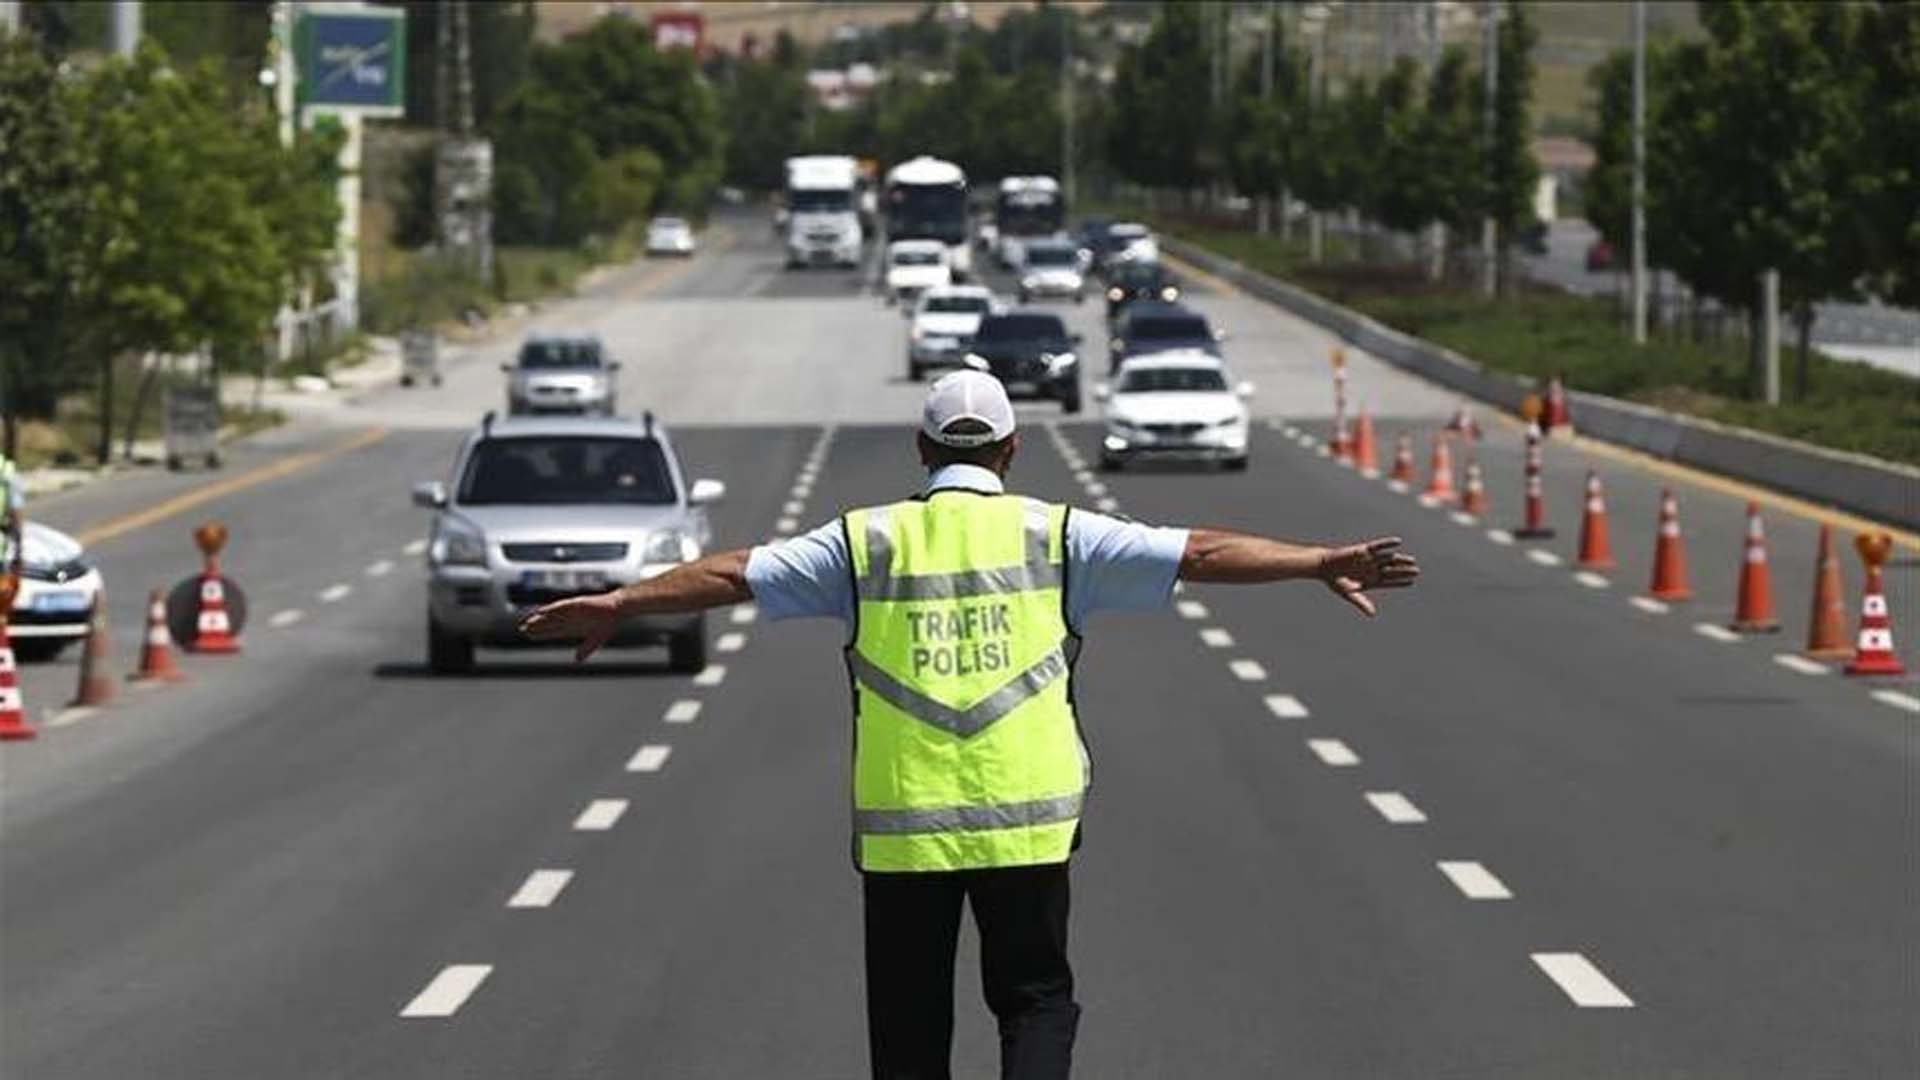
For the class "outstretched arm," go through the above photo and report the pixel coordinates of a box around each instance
[519,549,753,661]
[1178,530,1419,617]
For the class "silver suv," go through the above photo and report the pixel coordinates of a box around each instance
[411,413,726,674]
[504,334,619,416]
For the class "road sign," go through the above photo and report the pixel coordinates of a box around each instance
[297,4,407,117]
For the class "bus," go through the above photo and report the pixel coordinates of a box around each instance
[884,156,972,281]
[993,176,1065,269]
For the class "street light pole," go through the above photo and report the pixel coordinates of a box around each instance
[1480,0,1500,298]
[1630,0,1648,344]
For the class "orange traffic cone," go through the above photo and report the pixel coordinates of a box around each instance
[1445,406,1482,442]
[0,576,36,741]
[1353,409,1379,477]
[1803,526,1852,661]
[1388,434,1416,486]
[129,587,186,683]
[188,522,241,654]
[1545,374,1572,433]
[1729,503,1781,633]
[1461,458,1490,517]
[1576,470,1615,570]
[1646,489,1692,602]
[1514,421,1555,539]
[1421,433,1458,505]
[68,589,116,707]
[1845,532,1905,676]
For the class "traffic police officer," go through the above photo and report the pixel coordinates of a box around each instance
[521,371,1419,1079]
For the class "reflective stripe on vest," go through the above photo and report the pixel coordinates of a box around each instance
[845,493,1085,872]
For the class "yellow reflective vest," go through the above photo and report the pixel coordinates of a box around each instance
[844,492,1087,872]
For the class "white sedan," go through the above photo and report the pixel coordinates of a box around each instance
[907,285,998,380]
[884,240,952,306]
[8,521,105,660]
[1097,350,1252,472]
[646,216,697,256]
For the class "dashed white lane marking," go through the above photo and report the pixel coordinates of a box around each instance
[716,632,746,653]
[1364,791,1426,823]
[1526,549,1562,567]
[400,964,493,1018]
[1531,952,1635,1008]
[1073,470,1094,485]
[268,608,305,629]
[1306,738,1360,766]
[1264,694,1309,719]
[573,799,628,831]
[626,744,672,772]
[1450,512,1479,526]
[1387,480,1410,494]
[1095,497,1120,513]
[1573,571,1611,589]
[366,559,394,578]
[1438,860,1512,899]
[1176,600,1209,620]
[692,665,727,687]
[1229,659,1267,681]
[1084,482,1108,497]
[731,605,758,625]
[664,699,704,723]
[318,583,352,603]
[507,870,574,909]
[1486,528,1515,545]
[1199,628,1235,648]
[46,706,99,728]
[1772,654,1829,676]
[776,517,799,534]
[1630,597,1671,614]
[1871,689,1920,714]
[782,500,805,515]
[404,538,428,556]
[1693,623,1741,643]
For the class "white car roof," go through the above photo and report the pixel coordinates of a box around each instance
[919,284,993,301]
[1120,348,1225,371]
[888,239,948,254]
[1111,223,1150,237]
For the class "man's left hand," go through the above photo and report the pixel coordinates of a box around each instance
[1318,537,1419,617]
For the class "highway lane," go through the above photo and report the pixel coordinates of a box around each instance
[4,210,1915,1078]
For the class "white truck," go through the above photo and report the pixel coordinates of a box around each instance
[783,155,864,269]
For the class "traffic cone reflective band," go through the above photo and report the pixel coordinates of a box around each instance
[1330,409,1354,464]
[129,587,186,683]
[1646,489,1692,602]
[1576,470,1615,570]
[1389,434,1415,485]
[1421,433,1458,504]
[69,589,116,707]
[1445,406,1481,441]
[189,521,241,654]
[1803,525,1852,661]
[1845,532,1905,677]
[1461,459,1489,517]
[1728,503,1781,633]
[0,576,36,741]
[1545,375,1572,433]
[1514,422,1555,539]
[1353,409,1379,476]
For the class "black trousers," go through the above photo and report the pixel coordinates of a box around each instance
[863,862,1081,1080]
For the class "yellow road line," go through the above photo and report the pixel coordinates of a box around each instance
[73,427,390,548]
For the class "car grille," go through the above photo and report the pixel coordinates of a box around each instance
[500,542,628,563]
[986,355,1045,381]
[1145,422,1206,438]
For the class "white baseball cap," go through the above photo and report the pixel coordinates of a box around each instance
[922,370,1016,448]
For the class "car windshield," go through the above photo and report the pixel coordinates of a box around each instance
[1120,367,1229,393]
[459,437,675,506]
[977,315,1066,343]
[886,183,968,244]
[519,340,603,369]
[924,295,989,314]
[1128,315,1210,340]
[1112,224,1149,239]
[893,249,942,266]
[1026,247,1076,267]
[1113,263,1167,287]
[788,189,851,212]
[650,218,685,230]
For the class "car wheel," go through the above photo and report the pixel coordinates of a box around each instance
[668,618,707,674]
[1223,456,1250,472]
[1061,390,1082,415]
[1099,454,1123,473]
[12,638,71,663]
[427,616,475,675]
[907,359,923,382]
[1018,290,1030,305]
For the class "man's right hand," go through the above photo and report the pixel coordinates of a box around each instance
[519,591,624,662]
[1317,537,1420,617]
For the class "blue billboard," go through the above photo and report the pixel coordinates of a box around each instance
[297,6,407,116]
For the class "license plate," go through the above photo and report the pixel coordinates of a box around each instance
[31,590,90,614]
[1003,381,1037,395]
[519,570,608,592]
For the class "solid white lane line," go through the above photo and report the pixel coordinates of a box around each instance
[1526,549,1563,567]
[1531,953,1635,1008]
[1229,659,1267,681]
[1306,738,1360,766]
[692,664,727,687]
[1438,860,1512,899]
[268,608,305,629]
[626,744,672,772]
[1084,482,1108,497]
[731,605,758,625]
[1871,689,1920,714]
[1176,600,1209,620]
[366,559,394,577]
[1364,791,1426,823]
[776,517,799,533]
[1573,571,1611,589]
[507,869,574,909]
[1630,597,1671,614]
[1450,511,1479,526]
[1199,628,1235,648]
[1095,497,1120,513]
[783,500,805,515]
[664,699,704,723]
[404,538,428,556]
[400,964,493,1018]
[573,799,628,831]
[1693,623,1741,643]
[1772,654,1829,676]
[1263,694,1309,719]
[1485,528,1515,545]
[319,583,352,603]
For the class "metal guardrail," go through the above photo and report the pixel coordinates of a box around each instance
[1163,235,1920,531]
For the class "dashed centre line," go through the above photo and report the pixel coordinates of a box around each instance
[1095,497,1120,513]
[1526,549,1563,567]
[1573,571,1611,589]
[1364,791,1427,823]
[731,605,758,625]
[1084,482,1108,497]
[692,665,727,687]
[1438,860,1512,899]
[573,799,628,831]
[1176,600,1209,620]
[1693,623,1741,643]
[1870,689,1920,714]
[1772,654,1829,676]
[400,964,492,1018]
[627,744,673,772]
[404,538,428,556]
[1199,628,1235,648]
[1531,952,1635,1008]
[716,632,747,653]
[318,583,352,603]
[1228,659,1267,681]
[1486,529,1515,545]
[1263,694,1309,719]
[1306,738,1360,767]
[507,869,574,909]
[268,609,305,629]
[1630,597,1671,614]
[783,500,805,515]
[664,699,704,724]
[776,517,799,534]
[366,559,394,577]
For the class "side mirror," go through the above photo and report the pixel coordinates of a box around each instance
[688,478,726,506]
[1214,329,1229,343]
[1235,381,1255,399]
[499,362,513,373]
[607,361,623,372]
[1070,332,1084,346]
[1094,384,1112,402]
[411,481,448,509]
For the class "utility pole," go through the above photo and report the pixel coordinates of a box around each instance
[109,0,139,54]
[1760,269,1780,405]
[1480,0,1500,298]
[1061,12,1074,206]
[1425,0,1445,282]
[1630,0,1648,344]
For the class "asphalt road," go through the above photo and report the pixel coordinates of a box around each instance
[4,209,1915,1078]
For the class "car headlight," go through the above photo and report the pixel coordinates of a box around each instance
[911,324,925,342]
[644,529,700,564]
[1043,352,1078,375]
[1021,276,1040,289]
[430,517,487,567]
[1161,285,1180,301]
[1107,287,1124,302]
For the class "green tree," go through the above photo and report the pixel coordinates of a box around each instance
[1488,1,1540,292]
[721,56,809,190]
[1106,3,1213,198]
[1854,0,1920,307]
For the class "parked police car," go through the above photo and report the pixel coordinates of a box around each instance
[7,522,105,661]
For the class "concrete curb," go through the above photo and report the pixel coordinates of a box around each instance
[1163,235,1920,531]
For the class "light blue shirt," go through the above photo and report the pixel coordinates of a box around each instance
[745,464,1189,634]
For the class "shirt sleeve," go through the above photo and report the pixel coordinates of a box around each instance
[1063,509,1189,632]
[744,520,855,625]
